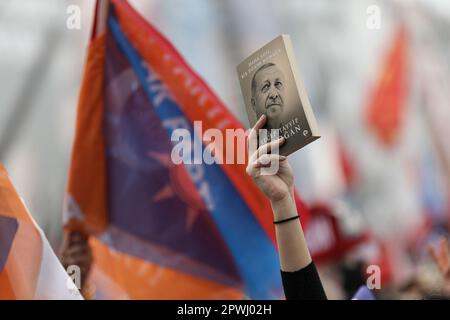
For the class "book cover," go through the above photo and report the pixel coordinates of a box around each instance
[237,34,320,156]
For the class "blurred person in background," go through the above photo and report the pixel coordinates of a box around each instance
[60,231,94,299]
[429,236,450,292]
[378,235,450,300]
[426,236,450,298]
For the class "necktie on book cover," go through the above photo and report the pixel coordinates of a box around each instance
[64,0,310,299]
[0,164,82,300]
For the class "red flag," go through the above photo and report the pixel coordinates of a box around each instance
[366,27,408,147]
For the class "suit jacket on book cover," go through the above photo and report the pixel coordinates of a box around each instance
[237,35,320,156]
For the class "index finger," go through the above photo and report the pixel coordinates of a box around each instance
[248,115,266,141]
[248,115,266,157]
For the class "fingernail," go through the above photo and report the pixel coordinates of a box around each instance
[280,156,287,160]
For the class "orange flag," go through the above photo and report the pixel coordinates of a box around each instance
[0,164,82,299]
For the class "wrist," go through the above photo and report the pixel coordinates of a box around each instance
[270,193,297,221]
[270,190,294,207]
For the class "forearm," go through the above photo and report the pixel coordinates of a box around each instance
[271,194,312,272]
[271,194,327,300]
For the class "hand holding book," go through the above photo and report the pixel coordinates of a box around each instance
[246,114,294,205]
[246,115,315,277]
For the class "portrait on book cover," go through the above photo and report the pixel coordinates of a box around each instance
[237,35,320,156]
[250,62,289,131]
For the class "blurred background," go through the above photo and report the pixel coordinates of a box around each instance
[1,0,449,298]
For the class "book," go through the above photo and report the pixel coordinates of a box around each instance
[236,34,320,156]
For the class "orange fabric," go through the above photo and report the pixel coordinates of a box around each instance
[65,34,108,235]
[0,222,42,299]
[0,164,35,224]
[0,272,16,299]
[366,26,408,147]
[66,6,248,299]
[90,238,243,299]
[0,164,43,299]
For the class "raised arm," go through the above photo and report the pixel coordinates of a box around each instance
[246,115,326,299]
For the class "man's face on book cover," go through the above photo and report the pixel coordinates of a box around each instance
[251,64,285,125]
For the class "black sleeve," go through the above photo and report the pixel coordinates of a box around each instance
[281,261,328,300]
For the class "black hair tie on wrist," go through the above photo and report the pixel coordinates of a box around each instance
[273,215,299,225]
